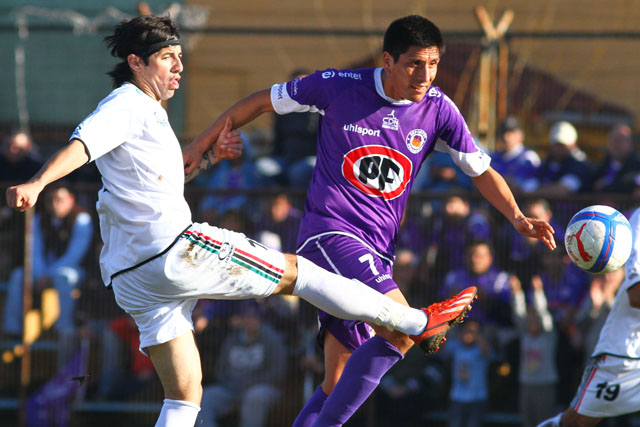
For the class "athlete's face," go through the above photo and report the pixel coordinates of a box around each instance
[131,45,183,101]
[382,45,440,102]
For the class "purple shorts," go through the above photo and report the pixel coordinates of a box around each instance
[297,233,398,352]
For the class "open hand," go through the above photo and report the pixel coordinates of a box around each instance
[513,216,556,251]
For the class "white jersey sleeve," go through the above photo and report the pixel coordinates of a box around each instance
[71,87,141,161]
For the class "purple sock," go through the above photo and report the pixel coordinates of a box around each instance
[293,385,329,427]
[312,335,403,427]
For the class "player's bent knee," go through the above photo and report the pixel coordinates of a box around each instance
[272,254,297,295]
[163,377,203,404]
[371,327,414,353]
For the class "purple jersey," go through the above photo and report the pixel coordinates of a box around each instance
[271,68,490,259]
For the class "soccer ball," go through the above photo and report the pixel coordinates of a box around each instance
[564,205,632,273]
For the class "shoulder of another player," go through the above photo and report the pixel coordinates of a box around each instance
[626,282,640,308]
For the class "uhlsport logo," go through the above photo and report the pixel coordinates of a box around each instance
[343,123,381,137]
[405,129,428,154]
[342,145,412,200]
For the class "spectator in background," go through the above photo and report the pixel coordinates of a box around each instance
[376,248,434,426]
[0,131,44,277]
[490,116,540,194]
[256,69,319,188]
[412,150,473,194]
[531,121,592,197]
[535,244,590,322]
[396,209,429,260]
[253,194,304,345]
[510,274,558,427]
[592,123,640,194]
[2,184,93,360]
[440,240,513,334]
[574,269,623,368]
[424,195,492,286]
[497,198,563,286]
[0,130,43,182]
[197,301,287,427]
[94,315,156,400]
[534,244,590,406]
[194,133,259,224]
[254,192,303,253]
[443,320,494,427]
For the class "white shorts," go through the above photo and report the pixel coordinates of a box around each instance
[111,222,285,353]
[571,354,640,418]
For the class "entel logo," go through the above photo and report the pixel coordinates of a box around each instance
[322,71,335,79]
[342,145,413,200]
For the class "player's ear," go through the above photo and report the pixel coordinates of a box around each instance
[127,54,144,72]
[382,52,394,71]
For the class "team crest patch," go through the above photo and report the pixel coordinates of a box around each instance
[405,129,427,154]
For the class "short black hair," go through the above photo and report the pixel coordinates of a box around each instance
[383,15,445,62]
[104,15,181,88]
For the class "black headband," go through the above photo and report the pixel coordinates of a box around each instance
[135,38,181,58]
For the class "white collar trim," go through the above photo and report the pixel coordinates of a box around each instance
[374,68,413,105]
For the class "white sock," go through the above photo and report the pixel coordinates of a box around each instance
[155,398,201,427]
[293,256,427,335]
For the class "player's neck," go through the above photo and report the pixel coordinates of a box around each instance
[130,78,162,102]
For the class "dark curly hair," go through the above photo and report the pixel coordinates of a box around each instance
[104,15,181,88]
[383,15,445,62]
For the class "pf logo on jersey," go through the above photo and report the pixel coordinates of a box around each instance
[342,145,413,200]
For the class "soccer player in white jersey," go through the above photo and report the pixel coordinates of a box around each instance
[184,14,556,427]
[538,206,640,427]
[5,15,478,427]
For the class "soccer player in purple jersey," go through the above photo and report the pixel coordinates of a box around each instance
[184,14,556,427]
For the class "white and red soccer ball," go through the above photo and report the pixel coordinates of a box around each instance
[564,205,632,273]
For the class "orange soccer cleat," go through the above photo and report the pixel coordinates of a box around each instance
[411,286,478,354]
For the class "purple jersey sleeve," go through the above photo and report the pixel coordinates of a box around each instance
[433,92,491,177]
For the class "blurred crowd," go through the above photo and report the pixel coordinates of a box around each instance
[0,113,638,427]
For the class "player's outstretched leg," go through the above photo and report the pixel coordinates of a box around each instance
[411,286,478,354]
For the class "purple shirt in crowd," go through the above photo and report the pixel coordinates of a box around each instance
[270,68,490,259]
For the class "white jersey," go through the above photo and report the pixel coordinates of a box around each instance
[71,82,192,285]
[592,207,640,359]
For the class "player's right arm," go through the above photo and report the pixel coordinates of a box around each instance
[183,89,274,178]
[6,138,89,212]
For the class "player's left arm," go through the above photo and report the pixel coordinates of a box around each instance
[472,166,556,250]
